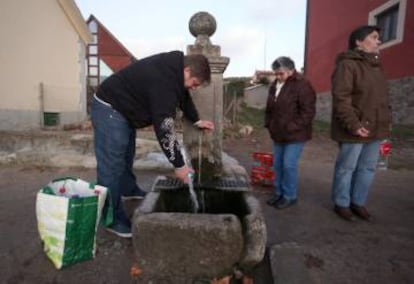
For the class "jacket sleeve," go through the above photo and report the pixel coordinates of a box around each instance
[264,84,275,128]
[286,80,316,132]
[331,61,361,133]
[149,87,185,168]
[179,90,200,124]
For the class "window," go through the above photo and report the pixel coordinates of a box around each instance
[88,20,98,33]
[376,5,399,42]
[88,77,99,87]
[89,66,98,76]
[89,45,98,55]
[369,0,406,49]
[92,34,98,44]
[89,56,98,65]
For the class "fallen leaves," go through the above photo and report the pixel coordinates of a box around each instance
[210,275,254,284]
[130,263,142,278]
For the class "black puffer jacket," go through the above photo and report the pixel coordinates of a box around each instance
[330,49,392,142]
[96,51,199,168]
[265,72,316,143]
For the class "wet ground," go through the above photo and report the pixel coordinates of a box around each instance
[1,130,413,283]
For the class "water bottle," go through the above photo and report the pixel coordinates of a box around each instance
[181,146,199,213]
[180,146,192,169]
[377,155,388,170]
[377,139,391,170]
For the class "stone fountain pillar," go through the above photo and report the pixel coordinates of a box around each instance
[183,12,229,183]
[131,12,266,283]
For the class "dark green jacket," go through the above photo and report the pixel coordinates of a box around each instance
[330,49,392,142]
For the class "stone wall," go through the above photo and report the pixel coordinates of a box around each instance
[244,84,268,109]
[315,76,414,125]
[315,91,332,122]
[388,76,414,124]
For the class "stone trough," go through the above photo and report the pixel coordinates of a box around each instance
[132,176,267,282]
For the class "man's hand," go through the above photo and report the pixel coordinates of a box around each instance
[194,120,214,130]
[355,127,370,137]
[175,165,194,184]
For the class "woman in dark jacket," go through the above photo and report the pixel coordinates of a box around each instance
[265,57,316,209]
[331,25,392,221]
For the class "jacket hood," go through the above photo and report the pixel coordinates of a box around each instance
[270,70,303,87]
[335,49,380,66]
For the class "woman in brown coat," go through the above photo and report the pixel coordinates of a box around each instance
[331,25,392,221]
[265,57,316,209]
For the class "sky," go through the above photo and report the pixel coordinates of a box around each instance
[74,0,307,77]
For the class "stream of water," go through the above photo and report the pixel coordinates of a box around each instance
[187,173,199,213]
[181,146,199,213]
[198,132,205,213]
[181,132,206,213]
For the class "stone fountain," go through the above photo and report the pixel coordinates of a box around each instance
[132,12,266,283]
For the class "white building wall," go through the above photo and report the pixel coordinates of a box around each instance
[0,0,88,130]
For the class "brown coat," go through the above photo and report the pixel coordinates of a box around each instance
[265,72,316,143]
[330,50,392,142]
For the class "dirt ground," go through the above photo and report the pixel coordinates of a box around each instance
[225,130,414,284]
[1,129,413,284]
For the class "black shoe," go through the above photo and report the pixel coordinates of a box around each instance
[266,195,282,206]
[122,188,147,200]
[334,205,355,221]
[105,222,132,238]
[275,197,297,209]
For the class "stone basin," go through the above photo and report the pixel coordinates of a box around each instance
[132,176,267,281]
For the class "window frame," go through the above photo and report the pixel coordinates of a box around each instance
[368,0,407,49]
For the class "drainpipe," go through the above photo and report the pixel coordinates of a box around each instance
[39,82,44,127]
[303,0,310,76]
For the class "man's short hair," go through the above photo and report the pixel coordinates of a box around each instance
[184,54,211,84]
[271,56,296,71]
[348,25,380,50]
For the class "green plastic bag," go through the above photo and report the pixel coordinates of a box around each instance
[36,177,110,269]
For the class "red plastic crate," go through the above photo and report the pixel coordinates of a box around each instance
[252,152,273,167]
[251,152,275,186]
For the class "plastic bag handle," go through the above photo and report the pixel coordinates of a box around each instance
[89,181,114,227]
[51,176,78,183]
[100,188,114,227]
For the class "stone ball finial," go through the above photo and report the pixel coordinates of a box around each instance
[189,11,216,38]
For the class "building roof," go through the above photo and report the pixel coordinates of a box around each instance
[87,15,136,72]
[57,0,92,44]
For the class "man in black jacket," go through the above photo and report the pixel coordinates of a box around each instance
[91,51,214,238]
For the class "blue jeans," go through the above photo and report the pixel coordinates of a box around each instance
[331,141,381,207]
[272,142,305,200]
[91,96,140,226]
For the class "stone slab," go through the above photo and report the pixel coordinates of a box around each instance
[132,212,243,280]
[270,242,312,284]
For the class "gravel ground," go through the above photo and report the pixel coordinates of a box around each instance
[0,129,413,283]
